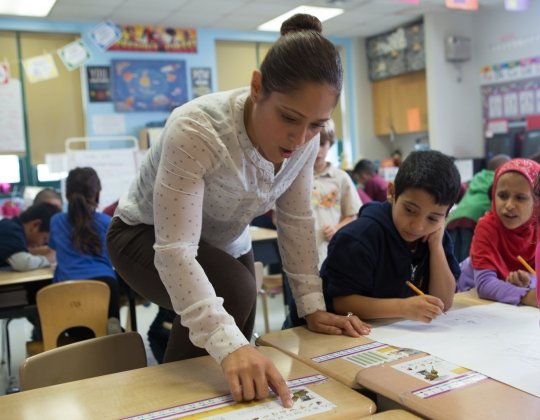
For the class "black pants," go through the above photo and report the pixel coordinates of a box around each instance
[106,217,257,362]
[91,275,121,319]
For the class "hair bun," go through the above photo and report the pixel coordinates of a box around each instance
[280,13,323,36]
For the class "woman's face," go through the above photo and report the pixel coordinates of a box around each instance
[247,72,337,165]
[494,171,534,230]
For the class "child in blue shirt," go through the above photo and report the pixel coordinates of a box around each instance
[322,150,461,322]
[49,167,121,332]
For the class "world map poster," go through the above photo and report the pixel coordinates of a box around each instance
[112,59,187,112]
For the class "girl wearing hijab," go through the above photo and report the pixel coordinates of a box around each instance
[457,158,539,307]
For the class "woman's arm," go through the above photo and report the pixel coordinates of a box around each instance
[276,142,369,336]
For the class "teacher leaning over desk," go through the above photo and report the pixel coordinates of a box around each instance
[106,13,370,408]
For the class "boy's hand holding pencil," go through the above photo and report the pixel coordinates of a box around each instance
[405,280,446,321]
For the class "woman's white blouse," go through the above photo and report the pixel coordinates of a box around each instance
[117,88,325,363]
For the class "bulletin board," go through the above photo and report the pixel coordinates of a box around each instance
[112,59,188,112]
[65,137,139,210]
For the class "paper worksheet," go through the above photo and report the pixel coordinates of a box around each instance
[367,303,540,398]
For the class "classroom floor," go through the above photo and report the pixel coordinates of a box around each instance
[0,289,288,396]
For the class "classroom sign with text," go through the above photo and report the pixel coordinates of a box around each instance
[87,66,112,102]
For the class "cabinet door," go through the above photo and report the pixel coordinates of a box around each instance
[391,70,428,134]
[372,78,393,136]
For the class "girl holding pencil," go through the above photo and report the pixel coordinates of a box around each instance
[457,158,539,307]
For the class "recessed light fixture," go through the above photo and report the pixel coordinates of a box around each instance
[257,5,344,32]
[0,0,57,17]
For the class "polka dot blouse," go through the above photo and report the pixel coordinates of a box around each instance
[116,88,326,363]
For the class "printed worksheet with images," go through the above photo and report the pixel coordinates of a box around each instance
[368,303,540,397]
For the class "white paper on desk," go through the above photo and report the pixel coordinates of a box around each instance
[367,303,540,398]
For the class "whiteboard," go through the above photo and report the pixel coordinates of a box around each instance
[65,137,138,210]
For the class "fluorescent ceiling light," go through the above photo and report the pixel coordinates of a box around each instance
[0,0,57,17]
[257,5,344,32]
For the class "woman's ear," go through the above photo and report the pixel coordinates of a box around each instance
[250,70,262,103]
[387,182,395,203]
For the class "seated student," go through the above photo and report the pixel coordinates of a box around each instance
[0,202,60,271]
[352,159,388,203]
[446,154,511,262]
[33,187,63,210]
[29,187,64,262]
[322,150,461,322]
[48,167,122,333]
[457,158,539,307]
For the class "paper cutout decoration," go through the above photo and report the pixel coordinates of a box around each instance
[22,53,58,83]
[445,0,478,10]
[505,0,529,11]
[90,21,122,50]
[0,62,9,84]
[58,39,91,71]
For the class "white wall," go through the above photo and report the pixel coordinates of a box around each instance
[350,38,390,162]
[476,1,540,67]
[424,11,483,158]
[351,5,540,163]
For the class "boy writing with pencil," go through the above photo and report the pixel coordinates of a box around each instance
[322,150,461,322]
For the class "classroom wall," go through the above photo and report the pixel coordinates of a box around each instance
[3,5,540,169]
[351,5,540,163]
[476,1,540,67]
[424,11,483,158]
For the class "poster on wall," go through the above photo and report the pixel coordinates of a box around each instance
[108,25,197,53]
[366,19,424,81]
[87,66,112,102]
[0,79,26,152]
[89,21,122,50]
[22,53,58,83]
[57,39,91,71]
[482,79,540,122]
[191,67,212,98]
[112,60,188,112]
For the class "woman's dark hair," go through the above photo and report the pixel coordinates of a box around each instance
[66,167,102,256]
[259,13,342,98]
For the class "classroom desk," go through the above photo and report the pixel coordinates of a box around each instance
[250,226,281,266]
[0,267,53,393]
[257,325,374,389]
[255,290,501,390]
[0,346,376,420]
[0,267,53,286]
[355,352,540,420]
[355,291,540,420]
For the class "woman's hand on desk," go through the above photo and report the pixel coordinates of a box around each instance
[221,345,293,408]
[304,310,371,337]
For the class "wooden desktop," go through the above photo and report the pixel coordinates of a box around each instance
[0,346,376,419]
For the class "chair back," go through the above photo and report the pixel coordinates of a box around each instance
[20,332,147,391]
[37,280,110,351]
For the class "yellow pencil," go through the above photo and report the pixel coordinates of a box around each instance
[517,255,536,276]
[406,280,446,314]
[406,280,424,296]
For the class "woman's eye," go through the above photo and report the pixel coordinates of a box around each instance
[282,114,296,122]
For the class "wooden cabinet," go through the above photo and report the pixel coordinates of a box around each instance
[372,70,428,136]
